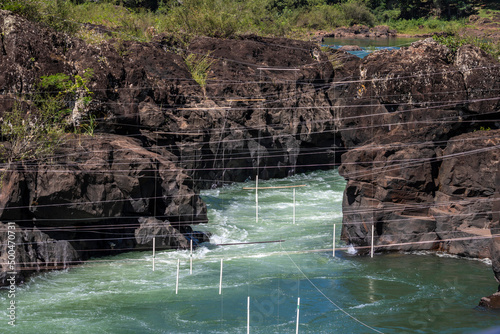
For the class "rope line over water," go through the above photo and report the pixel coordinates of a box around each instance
[281,242,385,334]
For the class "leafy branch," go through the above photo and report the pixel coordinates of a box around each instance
[184,52,215,97]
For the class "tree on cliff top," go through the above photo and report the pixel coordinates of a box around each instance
[398,0,476,20]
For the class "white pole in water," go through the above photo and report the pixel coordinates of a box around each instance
[176,259,180,294]
[190,239,193,275]
[293,188,296,225]
[219,258,224,295]
[152,237,156,271]
[332,224,336,257]
[296,297,300,334]
[255,175,259,224]
[247,296,250,334]
[371,224,374,258]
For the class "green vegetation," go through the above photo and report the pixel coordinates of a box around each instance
[79,114,97,136]
[0,0,434,40]
[184,52,215,97]
[0,70,95,163]
[1,0,498,40]
[0,0,78,32]
[292,1,376,30]
[433,34,500,59]
[385,17,468,35]
[0,101,65,162]
[35,69,94,127]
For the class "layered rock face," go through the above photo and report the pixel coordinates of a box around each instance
[0,134,207,284]
[337,39,500,274]
[334,40,500,303]
[0,9,499,293]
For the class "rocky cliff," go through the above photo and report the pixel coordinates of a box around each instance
[0,9,499,297]
[337,40,500,262]
[0,10,337,285]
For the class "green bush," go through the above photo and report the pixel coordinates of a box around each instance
[293,1,376,30]
[160,0,242,38]
[0,70,95,162]
[294,5,345,30]
[0,0,39,21]
[184,52,215,97]
[35,70,93,124]
[0,0,77,33]
[374,8,400,22]
[340,0,376,27]
[433,34,500,59]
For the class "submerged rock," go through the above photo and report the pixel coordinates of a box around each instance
[339,45,363,51]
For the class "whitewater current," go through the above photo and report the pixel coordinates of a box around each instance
[0,169,498,333]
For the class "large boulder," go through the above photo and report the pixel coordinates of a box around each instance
[339,142,440,253]
[135,217,189,250]
[0,222,79,286]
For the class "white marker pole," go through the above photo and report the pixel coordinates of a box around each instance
[152,237,156,271]
[176,259,180,294]
[296,297,300,334]
[371,224,374,258]
[219,258,223,295]
[247,296,250,334]
[255,175,259,224]
[332,224,336,257]
[190,239,193,275]
[293,188,296,225]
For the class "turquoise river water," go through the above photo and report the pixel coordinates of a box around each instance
[322,37,421,58]
[1,170,499,333]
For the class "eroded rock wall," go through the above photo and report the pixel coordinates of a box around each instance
[338,39,500,264]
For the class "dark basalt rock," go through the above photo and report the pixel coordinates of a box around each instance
[135,217,189,250]
[1,134,207,225]
[0,222,80,286]
[431,131,500,259]
[0,134,207,285]
[0,11,338,284]
[134,217,210,250]
[336,38,500,298]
